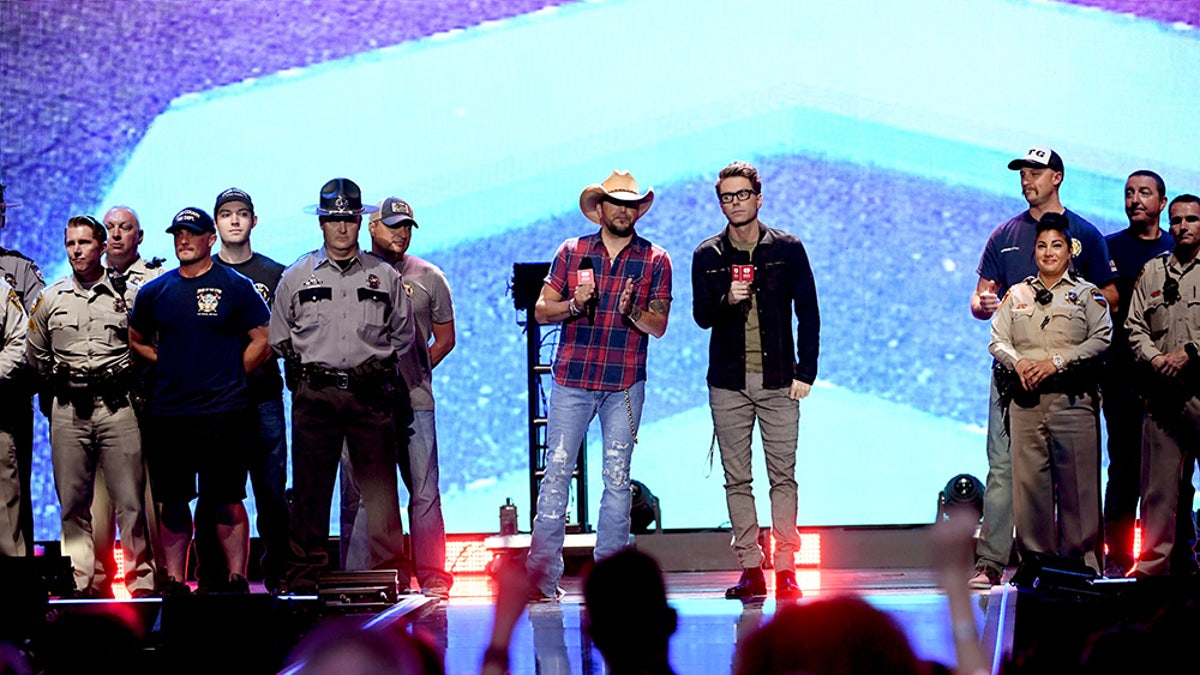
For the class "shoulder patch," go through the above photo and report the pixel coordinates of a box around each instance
[1092,291,1107,308]
[7,288,22,313]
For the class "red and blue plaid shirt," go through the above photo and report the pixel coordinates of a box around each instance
[546,232,672,391]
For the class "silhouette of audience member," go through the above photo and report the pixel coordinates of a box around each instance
[733,594,930,675]
[0,642,32,675]
[583,549,678,675]
[285,622,443,675]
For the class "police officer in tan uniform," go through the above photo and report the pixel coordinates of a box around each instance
[0,278,27,557]
[26,215,155,597]
[0,182,43,557]
[90,204,167,596]
[1126,194,1200,577]
[989,213,1112,574]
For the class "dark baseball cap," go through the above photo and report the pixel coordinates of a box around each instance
[166,207,216,234]
[372,197,418,228]
[214,187,254,215]
[1007,147,1064,172]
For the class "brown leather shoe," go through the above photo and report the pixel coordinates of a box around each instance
[775,570,803,600]
[725,567,767,599]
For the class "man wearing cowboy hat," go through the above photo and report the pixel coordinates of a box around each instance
[129,206,273,595]
[269,177,414,594]
[0,181,43,557]
[526,170,673,601]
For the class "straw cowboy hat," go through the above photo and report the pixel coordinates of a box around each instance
[579,170,655,225]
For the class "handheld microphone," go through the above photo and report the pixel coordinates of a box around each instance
[732,252,754,315]
[579,258,597,325]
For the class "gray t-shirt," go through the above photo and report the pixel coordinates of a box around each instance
[397,254,454,411]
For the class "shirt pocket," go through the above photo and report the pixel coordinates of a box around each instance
[1046,304,1088,346]
[294,287,334,330]
[1141,297,1170,340]
[1009,306,1038,346]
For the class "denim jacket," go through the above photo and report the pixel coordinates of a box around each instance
[691,225,820,390]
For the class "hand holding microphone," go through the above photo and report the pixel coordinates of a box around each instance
[730,263,754,312]
[577,258,598,324]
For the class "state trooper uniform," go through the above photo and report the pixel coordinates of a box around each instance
[990,273,1112,573]
[26,270,155,595]
[269,178,415,592]
[1126,251,1200,576]
[0,280,28,556]
[0,184,43,557]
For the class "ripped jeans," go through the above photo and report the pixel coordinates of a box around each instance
[526,380,644,596]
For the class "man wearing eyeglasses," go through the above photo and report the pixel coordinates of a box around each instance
[967,147,1118,588]
[1125,193,1200,578]
[691,160,820,601]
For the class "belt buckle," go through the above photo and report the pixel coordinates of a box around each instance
[335,372,350,390]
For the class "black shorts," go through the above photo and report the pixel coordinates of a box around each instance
[145,409,252,505]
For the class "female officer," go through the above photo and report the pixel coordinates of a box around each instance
[989,212,1112,574]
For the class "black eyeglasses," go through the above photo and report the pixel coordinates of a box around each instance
[718,189,758,204]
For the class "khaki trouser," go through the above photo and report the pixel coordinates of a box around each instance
[50,397,155,593]
[1008,390,1103,573]
[1137,397,1200,576]
[710,372,800,571]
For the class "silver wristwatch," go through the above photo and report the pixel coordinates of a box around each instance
[1052,354,1066,371]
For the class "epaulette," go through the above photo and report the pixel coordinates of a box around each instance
[146,256,166,269]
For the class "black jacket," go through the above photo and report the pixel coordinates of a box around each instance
[691,225,820,390]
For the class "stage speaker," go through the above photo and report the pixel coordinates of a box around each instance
[1011,573,1200,671]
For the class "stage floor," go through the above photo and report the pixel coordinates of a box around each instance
[281,568,998,675]
[26,566,1008,675]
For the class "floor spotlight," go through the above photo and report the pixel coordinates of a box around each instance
[937,473,984,522]
[630,480,661,533]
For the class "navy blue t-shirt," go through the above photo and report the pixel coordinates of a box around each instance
[977,208,1117,299]
[1105,226,1174,346]
[130,263,270,416]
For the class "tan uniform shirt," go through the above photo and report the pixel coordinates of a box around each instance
[990,274,1112,369]
[1126,252,1200,364]
[0,280,26,380]
[26,274,137,377]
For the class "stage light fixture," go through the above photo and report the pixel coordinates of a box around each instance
[937,473,984,522]
[630,479,661,533]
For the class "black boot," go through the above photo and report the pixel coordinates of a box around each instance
[725,566,767,599]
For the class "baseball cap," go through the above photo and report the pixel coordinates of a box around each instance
[1007,147,1064,172]
[166,207,216,234]
[214,187,254,215]
[373,197,418,228]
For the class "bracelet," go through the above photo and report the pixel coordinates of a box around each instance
[567,299,580,317]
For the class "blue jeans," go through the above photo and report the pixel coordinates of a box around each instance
[340,410,450,589]
[976,372,1015,574]
[250,399,289,587]
[526,381,643,596]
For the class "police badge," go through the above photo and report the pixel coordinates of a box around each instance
[367,274,380,289]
